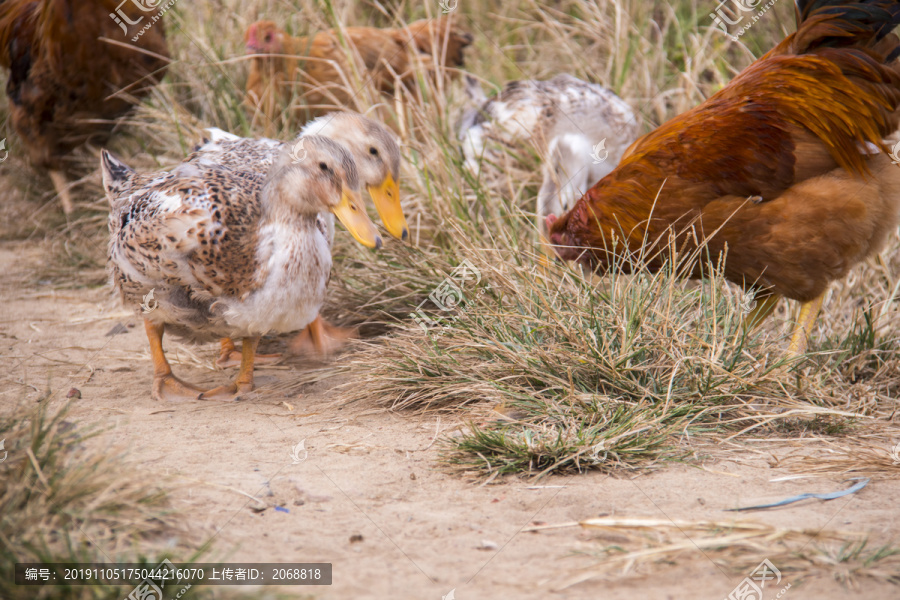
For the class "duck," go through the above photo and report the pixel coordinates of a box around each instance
[103,135,381,402]
[458,74,640,247]
[186,111,407,365]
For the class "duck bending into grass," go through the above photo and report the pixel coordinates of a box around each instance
[187,111,407,365]
[103,136,380,402]
[459,74,639,251]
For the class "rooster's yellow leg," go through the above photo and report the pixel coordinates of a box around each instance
[787,293,826,357]
[49,170,74,216]
[145,319,204,402]
[288,315,358,357]
[200,337,259,401]
[216,337,282,369]
[742,293,780,332]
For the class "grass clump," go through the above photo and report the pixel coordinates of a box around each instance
[0,401,177,599]
[0,401,290,600]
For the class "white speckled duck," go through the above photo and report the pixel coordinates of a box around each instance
[186,112,407,364]
[459,74,640,244]
[103,135,380,401]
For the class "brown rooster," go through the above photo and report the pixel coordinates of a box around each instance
[244,16,473,126]
[0,0,169,214]
[548,0,900,356]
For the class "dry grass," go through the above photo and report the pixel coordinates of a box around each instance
[0,400,175,600]
[2,0,900,595]
[0,0,897,489]
[0,400,296,599]
[525,516,900,590]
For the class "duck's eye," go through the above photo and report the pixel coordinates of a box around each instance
[319,162,329,172]
[369,147,378,156]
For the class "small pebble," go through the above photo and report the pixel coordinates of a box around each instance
[105,323,129,337]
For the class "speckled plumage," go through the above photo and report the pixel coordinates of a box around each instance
[184,129,334,250]
[185,112,404,246]
[104,137,359,346]
[188,113,400,185]
[459,74,640,235]
[185,129,283,172]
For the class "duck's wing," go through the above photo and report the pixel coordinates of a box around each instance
[478,75,639,148]
[545,76,640,147]
[459,79,549,170]
[109,163,267,308]
[480,79,551,144]
[186,130,285,172]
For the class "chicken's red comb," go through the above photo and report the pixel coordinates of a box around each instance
[245,22,258,47]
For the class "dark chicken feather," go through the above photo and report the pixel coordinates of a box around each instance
[0,0,169,213]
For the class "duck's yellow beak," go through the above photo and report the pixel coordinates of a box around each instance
[332,187,382,250]
[367,173,408,241]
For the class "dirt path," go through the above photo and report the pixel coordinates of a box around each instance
[2,239,899,600]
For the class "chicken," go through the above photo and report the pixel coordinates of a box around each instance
[102,136,380,401]
[244,16,473,126]
[548,0,900,356]
[0,0,169,214]
[459,74,640,245]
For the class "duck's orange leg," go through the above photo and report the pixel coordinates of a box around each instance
[288,315,358,357]
[216,337,282,369]
[145,319,204,402]
[200,337,259,401]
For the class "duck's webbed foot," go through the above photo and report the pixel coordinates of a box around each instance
[197,381,253,402]
[288,315,358,357]
[152,374,205,403]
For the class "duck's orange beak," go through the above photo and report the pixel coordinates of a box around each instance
[367,173,408,241]
[332,187,382,250]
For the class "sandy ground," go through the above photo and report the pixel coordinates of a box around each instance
[3,238,900,600]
